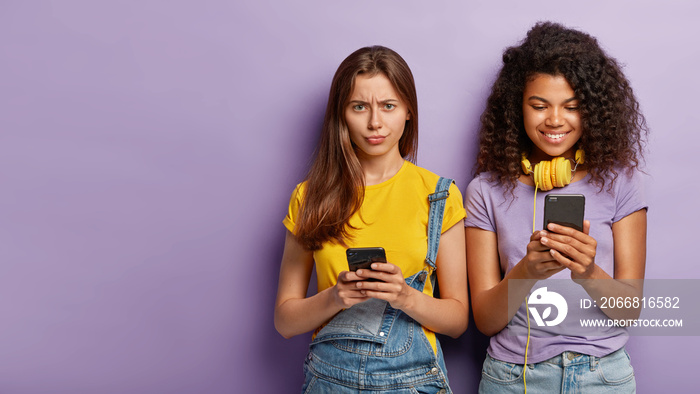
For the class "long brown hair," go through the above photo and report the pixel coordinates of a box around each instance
[296,46,418,250]
[476,22,647,193]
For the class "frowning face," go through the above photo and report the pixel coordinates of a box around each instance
[345,73,410,164]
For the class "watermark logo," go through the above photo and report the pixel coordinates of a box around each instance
[528,287,568,327]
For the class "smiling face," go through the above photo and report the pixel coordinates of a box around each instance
[344,73,410,164]
[522,73,582,162]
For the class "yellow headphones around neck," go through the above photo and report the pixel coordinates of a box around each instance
[521,149,585,191]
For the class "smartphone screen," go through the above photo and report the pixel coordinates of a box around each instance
[346,247,386,281]
[543,194,585,232]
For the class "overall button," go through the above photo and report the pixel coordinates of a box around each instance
[429,367,439,375]
[379,332,385,337]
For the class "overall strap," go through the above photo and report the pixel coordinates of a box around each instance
[425,177,453,270]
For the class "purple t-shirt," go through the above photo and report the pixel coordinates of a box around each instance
[464,169,647,364]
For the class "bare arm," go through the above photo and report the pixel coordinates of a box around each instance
[467,227,565,336]
[273,231,370,338]
[356,221,469,338]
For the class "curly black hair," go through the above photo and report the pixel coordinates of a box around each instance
[475,21,647,192]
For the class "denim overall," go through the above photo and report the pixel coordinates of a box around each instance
[301,178,454,394]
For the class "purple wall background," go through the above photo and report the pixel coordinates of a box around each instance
[1,1,697,392]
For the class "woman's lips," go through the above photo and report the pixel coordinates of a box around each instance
[366,136,386,145]
[541,130,570,143]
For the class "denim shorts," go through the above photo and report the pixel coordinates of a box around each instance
[478,348,635,393]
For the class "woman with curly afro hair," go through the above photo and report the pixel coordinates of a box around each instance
[465,22,648,393]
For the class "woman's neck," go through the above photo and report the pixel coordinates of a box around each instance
[358,151,405,186]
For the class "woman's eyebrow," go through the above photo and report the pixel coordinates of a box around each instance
[347,98,400,104]
[526,95,578,103]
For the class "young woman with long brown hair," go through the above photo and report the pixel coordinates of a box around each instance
[275,46,468,393]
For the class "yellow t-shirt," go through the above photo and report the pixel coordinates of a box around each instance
[283,161,466,352]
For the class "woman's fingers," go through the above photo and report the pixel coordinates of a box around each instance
[356,262,402,283]
[354,263,413,309]
[541,223,597,278]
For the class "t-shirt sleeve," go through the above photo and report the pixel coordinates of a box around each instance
[442,182,467,233]
[464,175,496,232]
[613,169,648,223]
[282,183,304,234]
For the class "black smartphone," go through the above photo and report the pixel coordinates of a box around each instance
[543,194,585,232]
[346,247,386,281]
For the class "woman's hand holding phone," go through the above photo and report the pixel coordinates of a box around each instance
[333,263,412,310]
[537,193,599,280]
[332,270,372,308]
[521,230,566,280]
[540,220,598,281]
[355,262,414,310]
[332,247,388,309]
[342,247,417,310]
